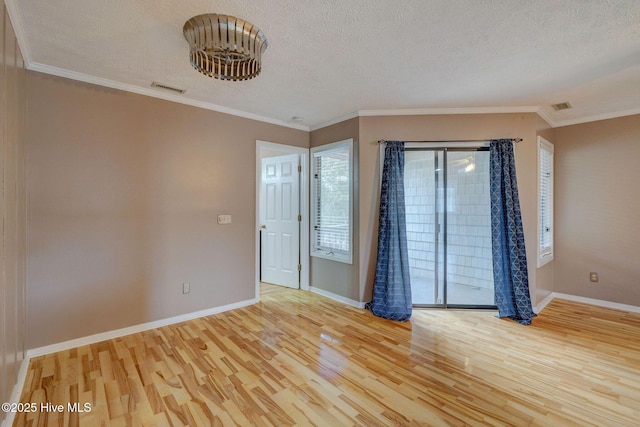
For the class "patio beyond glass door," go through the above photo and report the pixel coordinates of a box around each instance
[404,148,495,308]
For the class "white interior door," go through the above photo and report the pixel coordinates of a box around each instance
[260,154,300,288]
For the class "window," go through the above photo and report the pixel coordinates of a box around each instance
[311,139,353,264]
[537,136,554,267]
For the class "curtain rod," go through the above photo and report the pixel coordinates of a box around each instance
[377,138,522,144]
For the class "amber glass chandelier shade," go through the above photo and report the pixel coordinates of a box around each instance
[183,14,268,81]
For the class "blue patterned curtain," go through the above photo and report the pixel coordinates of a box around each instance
[489,139,536,325]
[369,141,412,321]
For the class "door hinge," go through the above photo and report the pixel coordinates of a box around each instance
[297,264,302,271]
[298,165,302,172]
[298,214,302,221]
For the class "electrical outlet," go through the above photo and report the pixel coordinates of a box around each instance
[182,282,191,294]
[217,214,232,224]
[589,272,599,283]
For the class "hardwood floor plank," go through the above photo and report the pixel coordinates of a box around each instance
[12,287,640,426]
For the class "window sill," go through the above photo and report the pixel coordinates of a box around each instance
[311,250,352,265]
[537,253,554,268]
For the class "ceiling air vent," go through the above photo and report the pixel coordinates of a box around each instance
[552,101,572,111]
[151,81,186,94]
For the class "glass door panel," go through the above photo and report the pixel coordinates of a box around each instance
[404,148,495,308]
[445,150,494,306]
[405,150,444,305]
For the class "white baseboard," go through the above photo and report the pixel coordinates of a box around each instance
[2,357,30,427]
[306,287,640,315]
[309,286,366,309]
[534,292,555,314]
[27,297,258,358]
[2,297,255,427]
[551,293,640,314]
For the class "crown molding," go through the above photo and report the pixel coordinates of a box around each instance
[551,107,640,128]
[28,60,567,134]
[358,106,541,117]
[310,106,544,131]
[309,112,359,131]
[27,62,311,132]
[4,0,33,65]
[312,106,640,132]
[535,107,557,128]
[11,31,637,134]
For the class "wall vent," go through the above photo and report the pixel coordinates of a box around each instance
[552,101,572,111]
[151,81,186,94]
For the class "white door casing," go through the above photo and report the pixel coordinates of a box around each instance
[260,154,300,288]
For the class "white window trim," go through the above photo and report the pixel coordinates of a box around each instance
[537,136,554,267]
[310,138,353,264]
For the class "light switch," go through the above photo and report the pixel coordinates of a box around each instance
[217,214,232,224]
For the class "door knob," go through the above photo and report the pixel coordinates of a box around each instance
[260,225,267,229]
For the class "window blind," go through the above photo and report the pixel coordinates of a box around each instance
[313,146,350,255]
[538,138,554,264]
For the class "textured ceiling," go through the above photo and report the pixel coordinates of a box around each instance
[7,0,640,130]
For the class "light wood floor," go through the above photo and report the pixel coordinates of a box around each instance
[13,284,640,426]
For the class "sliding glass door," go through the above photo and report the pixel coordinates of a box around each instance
[404,148,495,308]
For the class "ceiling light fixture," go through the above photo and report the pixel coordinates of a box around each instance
[183,14,268,81]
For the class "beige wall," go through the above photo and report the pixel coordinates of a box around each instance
[0,1,27,420]
[309,118,360,300]
[554,115,640,305]
[26,72,308,348]
[357,114,547,305]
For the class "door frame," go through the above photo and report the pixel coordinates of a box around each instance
[255,141,309,297]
